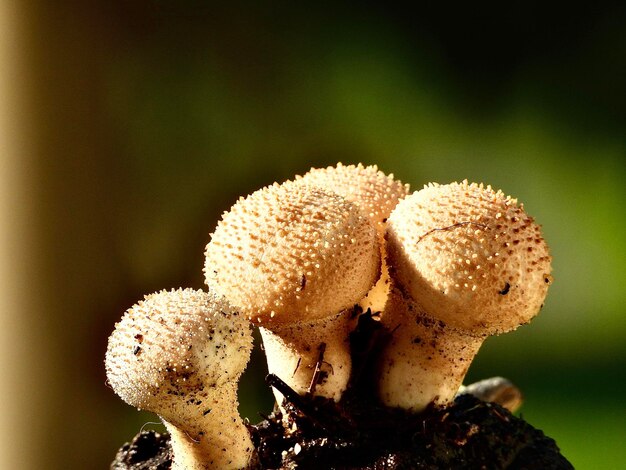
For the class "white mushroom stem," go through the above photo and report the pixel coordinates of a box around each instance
[161,383,252,470]
[260,311,355,403]
[378,288,483,411]
[359,262,392,313]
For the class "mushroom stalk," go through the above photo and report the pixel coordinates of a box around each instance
[162,385,252,470]
[378,288,482,410]
[260,311,355,402]
[359,263,392,313]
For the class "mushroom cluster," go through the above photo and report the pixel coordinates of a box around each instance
[105,164,552,469]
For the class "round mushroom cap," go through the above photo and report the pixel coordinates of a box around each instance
[296,162,410,235]
[204,180,380,325]
[387,181,552,334]
[105,288,253,411]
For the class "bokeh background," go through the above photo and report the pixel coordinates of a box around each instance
[1,2,624,469]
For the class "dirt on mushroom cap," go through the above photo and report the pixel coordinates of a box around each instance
[105,288,253,411]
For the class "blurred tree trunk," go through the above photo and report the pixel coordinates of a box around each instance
[0,2,124,468]
[0,2,43,469]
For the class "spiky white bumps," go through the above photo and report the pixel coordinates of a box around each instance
[379,181,552,411]
[105,288,254,469]
[205,180,380,401]
[296,163,410,312]
[297,163,409,235]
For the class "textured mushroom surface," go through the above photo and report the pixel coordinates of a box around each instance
[105,288,255,469]
[204,180,380,325]
[296,162,410,234]
[386,181,552,334]
[105,288,252,411]
[296,163,409,313]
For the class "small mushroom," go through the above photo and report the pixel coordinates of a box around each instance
[379,181,552,411]
[296,162,410,312]
[457,377,523,413]
[204,180,380,402]
[105,288,254,469]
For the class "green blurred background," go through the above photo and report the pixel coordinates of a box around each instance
[2,2,624,468]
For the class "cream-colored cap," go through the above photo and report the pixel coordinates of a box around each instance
[204,180,380,326]
[386,181,552,334]
[105,288,253,412]
[296,162,410,234]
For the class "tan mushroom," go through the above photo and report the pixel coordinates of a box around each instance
[296,162,410,312]
[204,180,380,402]
[379,181,552,411]
[105,288,254,469]
[457,377,523,413]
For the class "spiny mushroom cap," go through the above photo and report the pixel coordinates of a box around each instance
[386,181,552,335]
[204,180,380,325]
[105,288,253,412]
[296,162,410,234]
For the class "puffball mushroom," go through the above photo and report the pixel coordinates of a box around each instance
[105,288,254,470]
[379,181,552,411]
[457,377,524,413]
[296,163,410,235]
[204,180,380,402]
[296,163,410,312]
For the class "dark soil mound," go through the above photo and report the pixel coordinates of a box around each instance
[111,310,572,469]
[112,393,572,469]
